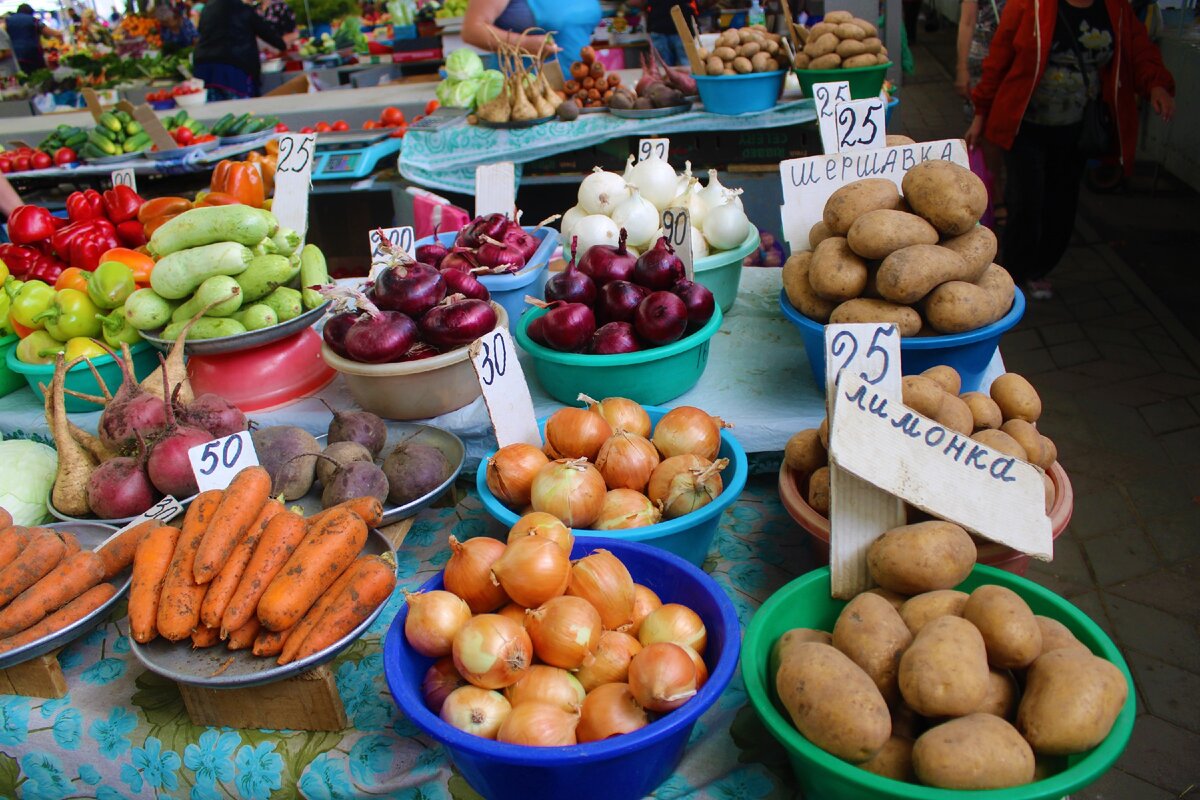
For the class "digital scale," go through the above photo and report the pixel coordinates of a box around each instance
[310,130,404,181]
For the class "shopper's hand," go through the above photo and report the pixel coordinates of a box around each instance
[964,115,984,149]
[954,68,971,100]
[1151,86,1175,122]
[517,32,560,56]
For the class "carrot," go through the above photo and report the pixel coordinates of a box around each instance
[57,532,81,557]
[200,499,283,630]
[226,617,260,650]
[219,510,306,638]
[0,509,10,530]
[96,519,158,580]
[0,551,106,637]
[157,490,222,641]
[257,509,368,632]
[278,555,373,665]
[0,584,117,654]
[252,626,292,657]
[191,624,221,648]
[128,525,181,644]
[0,531,67,610]
[291,555,396,661]
[0,527,34,571]
[194,466,272,585]
[306,497,384,529]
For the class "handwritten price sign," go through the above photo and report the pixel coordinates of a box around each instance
[812,80,851,154]
[189,431,260,493]
[638,138,670,163]
[833,97,887,153]
[470,328,542,449]
[272,133,316,238]
[661,207,693,280]
[111,168,136,192]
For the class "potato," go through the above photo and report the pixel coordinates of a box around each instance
[810,53,843,69]
[1042,435,1057,465]
[823,10,854,23]
[732,56,753,73]
[782,251,837,322]
[1001,419,1054,469]
[776,642,892,762]
[738,26,757,43]
[809,220,834,247]
[859,736,915,781]
[867,587,909,611]
[809,237,868,302]
[891,703,924,740]
[868,521,977,595]
[769,627,833,678]
[940,226,997,278]
[899,616,990,716]
[921,365,961,395]
[792,52,811,69]
[963,585,1042,669]
[718,28,741,47]
[1043,472,1056,513]
[876,244,973,304]
[784,428,826,475]
[934,393,974,435]
[705,55,726,75]
[886,133,915,146]
[833,592,914,702]
[751,51,773,71]
[844,53,880,68]
[846,209,939,260]
[961,391,1003,430]
[913,714,1035,789]
[740,41,761,57]
[900,590,969,635]
[807,21,835,38]
[818,416,829,449]
[824,179,901,236]
[876,52,891,65]
[804,32,839,58]
[901,160,988,236]
[990,372,1042,423]
[862,36,884,54]
[714,45,737,61]
[835,22,867,39]
[1035,615,1089,656]
[971,428,1028,461]
[923,263,1015,334]
[853,17,879,36]
[901,375,945,419]
[808,465,831,515]
[1017,649,1128,755]
[830,298,922,336]
[975,668,1020,719]
[836,38,867,58]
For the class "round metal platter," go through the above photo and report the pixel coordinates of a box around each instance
[139,302,330,356]
[477,115,555,129]
[609,103,693,119]
[218,130,274,146]
[144,139,221,161]
[578,105,609,114]
[48,493,194,526]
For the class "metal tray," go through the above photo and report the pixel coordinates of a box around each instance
[48,493,194,526]
[578,105,609,114]
[84,151,142,165]
[218,130,274,146]
[478,115,555,129]
[609,103,693,119]
[0,522,124,671]
[144,139,221,161]
[129,526,393,688]
[140,301,330,357]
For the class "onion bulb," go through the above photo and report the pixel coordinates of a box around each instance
[578,167,631,216]
[628,157,678,210]
[593,490,662,531]
[628,642,698,713]
[621,153,636,182]
[667,177,708,230]
[504,664,586,712]
[629,584,663,637]
[507,512,574,555]
[577,682,649,742]
[530,458,607,528]
[440,685,512,739]
[638,603,707,654]
[525,595,602,670]
[594,431,660,493]
[566,549,635,630]
[560,204,587,244]
[572,214,621,255]
[696,169,744,214]
[497,601,529,626]
[610,187,660,249]
[648,456,728,519]
[544,407,612,462]
[404,590,473,657]
[681,644,709,689]
[703,199,752,251]
[490,533,571,608]
[445,535,509,613]
[497,702,580,746]
[652,406,728,460]
[577,394,651,438]
[675,160,693,196]
[487,444,550,507]
[576,630,642,692]
[691,226,710,259]
[452,613,533,689]
[422,656,466,713]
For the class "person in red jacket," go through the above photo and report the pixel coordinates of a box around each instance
[965,0,1174,299]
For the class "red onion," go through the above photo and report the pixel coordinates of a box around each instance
[544,236,596,306]
[440,247,479,273]
[537,301,596,352]
[501,221,541,263]
[456,213,510,249]
[323,311,359,358]
[440,268,490,301]
[579,229,638,288]
[528,313,548,346]
[591,322,641,355]
[397,344,443,362]
[374,262,447,317]
[634,291,688,346]
[416,241,449,269]
[671,280,716,331]
[344,308,419,363]
[476,236,526,274]
[596,280,650,325]
[420,296,498,350]
[633,237,685,291]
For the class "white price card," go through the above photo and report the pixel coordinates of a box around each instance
[114,495,185,536]
[638,138,670,163]
[661,207,693,280]
[369,226,415,265]
[474,162,515,218]
[272,133,317,239]
[833,96,888,153]
[188,431,260,493]
[469,327,543,449]
[812,80,850,154]
[110,167,137,193]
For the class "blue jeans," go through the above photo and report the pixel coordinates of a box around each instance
[650,32,687,67]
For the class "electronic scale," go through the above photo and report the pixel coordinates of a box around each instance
[310,130,403,181]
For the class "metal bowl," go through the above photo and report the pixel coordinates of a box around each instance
[48,494,194,526]
[84,151,142,165]
[139,301,329,357]
[478,115,555,129]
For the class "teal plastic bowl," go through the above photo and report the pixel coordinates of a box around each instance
[742,564,1135,800]
[795,62,892,101]
[5,341,159,413]
[514,305,723,406]
[694,226,758,313]
[0,335,24,398]
[694,71,786,115]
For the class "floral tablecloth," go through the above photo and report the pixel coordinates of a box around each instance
[0,476,820,800]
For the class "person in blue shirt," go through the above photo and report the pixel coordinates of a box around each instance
[463,0,601,68]
[5,4,62,73]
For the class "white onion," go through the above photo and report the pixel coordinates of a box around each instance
[571,214,620,255]
[703,200,752,251]
[621,154,636,182]
[579,168,632,216]
[560,204,587,245]
[675,160,694,197]
[697,169,744,214]
[667,178,707,230]
[611,188,660,249]
[690,226,710,259]
[628,158,679,211]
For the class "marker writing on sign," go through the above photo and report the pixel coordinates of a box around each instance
[638,138,669,162]
[369,226,415,261]
[834,97,886,151]
[828,325,895,387]
[785,141,957,188]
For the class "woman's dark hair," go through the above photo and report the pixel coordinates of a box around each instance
[16,4,35,14]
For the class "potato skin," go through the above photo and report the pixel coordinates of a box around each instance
[832,592,914,702]
[876,244,972,304]
[964,585,1042,669]
[843,53,879,68]
[836,38,867,58]
[809,220,834,248]
[782,251,837,322]
[868,521,977,595]
[900,589,969,636]
[1001,419,1055,469]
[940,226,997,278]
[784,428,826,476]
[859,736,915,781]
[913,714,1035,789]
[808,466,831,515]
[961,391,1003,430]
[921,365,962,395]
[934,393,974,436]
[804,32,839,58]
[810,237,868,302]
[990,372,1043,423]
[830,298,922,336]
[769,627,833,678]
[823,179,901,236]
[1017,649,1128,755]
[900,616,991,717]
[923,263,1016,334]
[901,160,989,236]
[776,642,892,763]
[901,375,946,419]
[971,428,1028,461]
[846,209,939,260]
[866,587,909,612]
[974,668,1020,719]
[1035,615,1089,656]
[885,134,914,146]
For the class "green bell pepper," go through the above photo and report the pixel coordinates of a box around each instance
[86,260,137,310]
[97,308,142,348]
[15,330,65,365]
[9,280,56,331]
[34,288,103,341]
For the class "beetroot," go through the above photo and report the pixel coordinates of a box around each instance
[178,393,247,439]
[147,371,215,497]
[323,399,387,457]
[97,347,168,453]
[87,434,160,519]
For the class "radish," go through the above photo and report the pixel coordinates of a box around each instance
[86,434,161,519]
[148,374,214,498]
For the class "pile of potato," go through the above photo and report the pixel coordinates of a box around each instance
[772,520,1128,789]
[793,11,890,70]
[696,25,792,75]
[786,365,1058,517]
[784,158,1015,335]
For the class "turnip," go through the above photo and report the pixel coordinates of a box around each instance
[86,434,160,519]
[316,441,374,486]
[147,371,214,498]
[382,442,450,506]
[322,400,387,457]
[253,425,320,500]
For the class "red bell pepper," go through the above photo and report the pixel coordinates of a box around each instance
[65,190,106,223]
[101,185,144,224]
[7,205,61,245]
[50,218,119,272]
[0,244,65,284]
[115,220,147,248]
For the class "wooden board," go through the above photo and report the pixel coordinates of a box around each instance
[178,665,348,731]
[0,652,67,698]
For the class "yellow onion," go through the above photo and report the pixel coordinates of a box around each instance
[577,682,650,742]
[530,458,606,528]
[422,657,467,713]
[629,584,663,637]
[490,534,571,608]
[507,512,575,555]
[652,406,728,460]
[566,549,635,630]
[544,407,612,462]
[594,431,660,493]
[445,535,509,613]
[497,702,580,746]
[404,590,473,658]
[593,489,662,531]
[440,685,512,739]
[628,642,698,713]
[525,595,602,670]
[504,665,586,712]
[681,644,708,689]
[576,630,642,692]
[647,456,727,519]
[638,603,707,654]
[487,443,551,507]
[497,601,529,627]
[452,613,533,689]
[579,394,651,438]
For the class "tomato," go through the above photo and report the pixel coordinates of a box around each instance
[363,120,378,130]
[389,125,407,138]
[14,155,30,172]
[424,99,439,116]
[331,120,350,131]
[194,134,216,143]
[53,147,76,165]
[381,106,405,127]
[274,122,289,132]
[0,158,12,173]
[314,121,332,133]
[173,127,194,145]
[31,151,51,170]
[300,126,315,133]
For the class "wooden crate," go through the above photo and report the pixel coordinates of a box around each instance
[0,652,68,698]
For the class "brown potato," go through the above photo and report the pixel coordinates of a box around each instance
[818,416,829,449]
[740,41,762,58]
[961,391,1003,430]
[971,429,1028,461]
[867,587,909,612]
[846,209,939,260]
[913,714,1035,789]
[830,298,922,336]
[705,55,726,75]
[861,36,884,54]
[804,32,839,58]
[809,220,834,248]
[1017,649,1128,755]
[876,52,891,65]
[876,244,973,304]
[940,226,998,278]
[784,428,827,475]
[921,365,962,395]
[810,237,868,302]
[792,52,811,69]
[823,178,901,236]
[823,10,854,23]
[934,393,974,436]
[808,465,831,515]
[899,616,990,716]
[1043,472,1056,513]
[835,22,867,39]
[852,17,879,36]
[782,251,838,322]
[769,627,833,677]
[836,38,868,58]
[868,521,977,595]
[901,160,989,236]
[713,45,737,61]
[964,585,1043,669]
[1001,419,1054,469]
[891,703,925,739]
[901,375,946,419]
[923,263,1016,334]
[1035,615,1089,656]
[975,668,1020,719]
[810,53,843,69]
[990,372,1042,423]
[732,56,753,74]
[900,589,969,635]
[833,592,914,702]
[859,736,915,781]
[807,21,835,39]
[843,53,879,68]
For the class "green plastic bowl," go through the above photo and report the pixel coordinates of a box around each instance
[795,62,892,101]
[0,335,25,398]
[514,305,723,406]
[694,226,758,313]
[742,565,1135,800]
[5,341,159,413]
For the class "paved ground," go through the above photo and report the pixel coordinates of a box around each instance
[893,23,1200,800]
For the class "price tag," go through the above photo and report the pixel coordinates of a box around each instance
[369,226,415,264]
[188,431,261,493]
[661,207,693,280]
[833,96,887,153]
[638,138,670,163]
[113,495,184,537]
[110,167,137,193]
[812,80,850,154]
[469,327,543,449]
[474,162,515,218]
[272,133,317,238]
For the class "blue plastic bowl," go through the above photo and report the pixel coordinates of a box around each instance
[382,535,741,800]
[779,288,1026,393]
[694,71,786,115]
[475,405,748,566]
[885,95,899,124]
[416,227,558,323]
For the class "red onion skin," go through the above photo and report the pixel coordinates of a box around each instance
[634,291,688,346]
[591,321,641,354]
[323,311,359,358]
[416,242,449,269]
[596,280,650,325]
[456,213,509,249]
[544,254,597,306]
[374,263,447,317]
[579,232,638,287]
[671,280,716,331]
[528,314,548,346]
[633,237,685,291]
[420,299,498,350]
[344,310,419,363]
[476,239,526,273]
[440,268,491,301]
[541,303,596,352]
[440,248,480,273]
[501,223,541,262]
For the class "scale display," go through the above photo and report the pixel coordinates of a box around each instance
[311,137,403,181]
[324,153,361,173]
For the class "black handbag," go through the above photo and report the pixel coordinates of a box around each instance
[1058,4,1114,157]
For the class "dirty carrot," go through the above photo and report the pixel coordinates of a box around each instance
[57,532,82,557]
[96,519,158,580]
[0,531,67,610]
[0,527,33,571]
[252,626,291,657]
[291,555,397,661]
[200,499,283,631]
[193,466,271,585]
[192,624,221,648]
[0,584,117,654]
[225,617,261,651]
[0,508,10,530]
[157,490,222,641]
[0,550,106,637]
[219,510,306,638]
[129,525,181,644]
[305,497,384,529]
[278,555,372,665]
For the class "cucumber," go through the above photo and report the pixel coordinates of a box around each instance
[262,286,303,322]
[227,113,252,134]
[123,132,152,153]
[64,131,88,149]
[298,244,330,309]
[88,131,118,155]
[235,255,294,302]
[123,288,175,330]
[150,242,254,300]
[211,113,236,135]
[232,304,278,331]
[99,112,121,132]
[161,317,247,341]
[171,275,244,322]
[115,110,132,124]
[148,205,273,257]
[124,121,142,136]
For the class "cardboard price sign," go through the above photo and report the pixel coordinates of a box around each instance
[475,162,516,218]
[188,431,261,493]
[112,496,184,537]
[272,133,317,238]
[469,327,542,449]
[812,80,850,154]
[638,138,670,163]
[369,226,415,268]
[833,96,888,153]
[111,168,136,193]
[661,207,693,279]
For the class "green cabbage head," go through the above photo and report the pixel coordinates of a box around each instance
[0,439,57,526]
